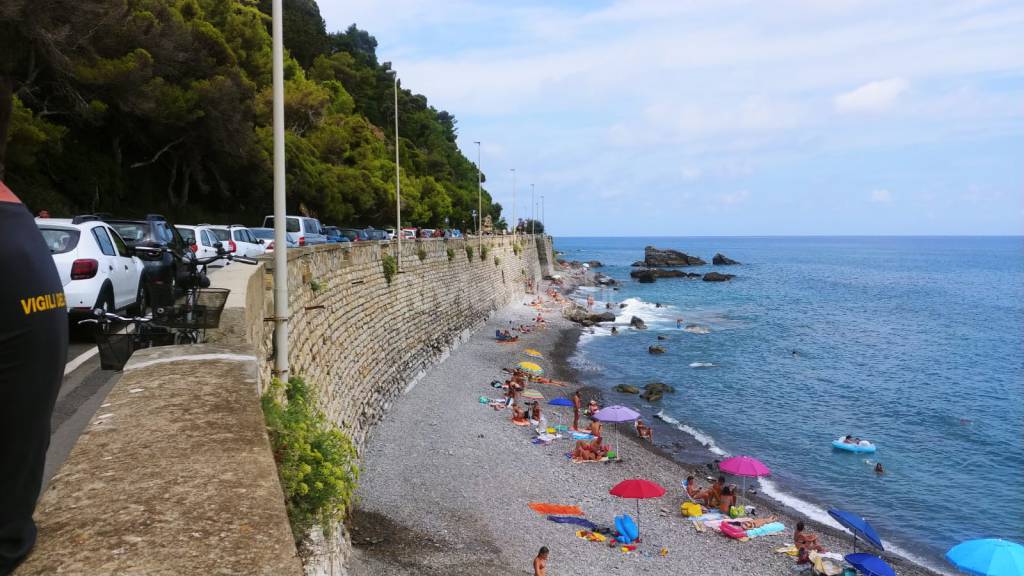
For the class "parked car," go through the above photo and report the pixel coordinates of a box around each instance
[321,226,352,244]
[363,228,389,241]
[176,224,226,264]
[100,214,191,311]
[445,229,464,239]
[249,227,297,252]
[338,227,363,242]
[418,228,435,239]
[208,225,267,258]
[400,227,418,240]
[262,215,328,246]
[35,216,146,316]
[384,228,396,240]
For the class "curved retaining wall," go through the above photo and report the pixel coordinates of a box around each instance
[259,235,549,446]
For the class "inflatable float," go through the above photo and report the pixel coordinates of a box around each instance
[614,515,639,544]
[832,438,876,453]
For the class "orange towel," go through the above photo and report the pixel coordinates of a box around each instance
[528,503,584,516]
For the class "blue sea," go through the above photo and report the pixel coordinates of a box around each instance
[558,236,1024,572]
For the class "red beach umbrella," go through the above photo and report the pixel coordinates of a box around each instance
[609,478,666,536]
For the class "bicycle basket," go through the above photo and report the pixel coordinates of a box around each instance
[154,287,231,330]
[95,331,135,371]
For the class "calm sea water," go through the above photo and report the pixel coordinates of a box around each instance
[558,236,1024,571]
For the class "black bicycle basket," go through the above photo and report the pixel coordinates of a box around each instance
[154,287,231,330]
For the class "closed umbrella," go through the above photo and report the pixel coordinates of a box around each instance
[845,553,896,576]
[946,538,1024,576]
[718,455,771,499]
[593,405,640,459]
[609,478,665,536]
[827,509,884,552]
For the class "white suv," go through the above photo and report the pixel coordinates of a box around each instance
[208,225,267,259]
[175,224,226,263]
[36,216,146,315]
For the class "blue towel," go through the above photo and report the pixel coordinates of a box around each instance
[547,515,598,531]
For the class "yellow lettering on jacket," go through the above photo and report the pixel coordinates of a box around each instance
[19,291,67,315]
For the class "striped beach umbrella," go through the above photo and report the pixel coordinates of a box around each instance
[521,389,544,400]
[524,348,544,359]
[516,361,544,376]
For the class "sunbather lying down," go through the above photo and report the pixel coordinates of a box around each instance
[730,516,777,530]
[572,437,609,461]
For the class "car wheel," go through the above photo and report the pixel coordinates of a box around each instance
[132,285,149,317]
[95,285,115,315]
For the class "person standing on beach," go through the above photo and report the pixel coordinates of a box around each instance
[533,546,548,576]
[572,390,582,431]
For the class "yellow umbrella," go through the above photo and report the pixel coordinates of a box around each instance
[516,361,544,376]
[524,349,544,359]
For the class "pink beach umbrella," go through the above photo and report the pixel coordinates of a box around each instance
[718,455,771,500]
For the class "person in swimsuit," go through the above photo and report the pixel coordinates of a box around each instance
[589,419,603,438]
[530,402,541,422]
[685,475,703,500]
[533,546,548,576]
[635,419,653,442]
[718,486,736,514]
[511,403,526,422]
[794,521,826,553]
[572,390,582,431]
[702,476,726,507]
[874,462,884,474]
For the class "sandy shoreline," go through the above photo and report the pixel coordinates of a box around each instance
[349,288,940,575]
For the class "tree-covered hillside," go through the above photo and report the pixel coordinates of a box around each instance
[0,0,502,230]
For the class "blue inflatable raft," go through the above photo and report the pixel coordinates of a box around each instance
[832,438,876,453]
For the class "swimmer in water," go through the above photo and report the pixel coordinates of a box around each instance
[792,350,798,357]
[676,318,683,329]
[875,462,884,474]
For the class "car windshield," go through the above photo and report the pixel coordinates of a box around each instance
[251,228,274,240]
[265,217,301,233]
[303,219,320,233]
[177,227,196,243]
[108,222,150,243]
[38,227,80,254]
[210,228,231,241]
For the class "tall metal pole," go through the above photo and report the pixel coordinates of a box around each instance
[530,183,535,236]
[511,168,516,237]
[474,140,482,250]
[541,195,545,233]
[271,0,288,381]
[391,70,401,271]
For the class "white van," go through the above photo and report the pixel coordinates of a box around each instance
[262,215,327,247]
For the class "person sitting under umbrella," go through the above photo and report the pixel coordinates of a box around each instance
[572,436,608,461]
[718,486,737,514]
[698,476,726,507]
[511,403,528,424]
[635,419,653,442]
[795,521,827,555]
[685,476,704,500]
[587,399,600,416]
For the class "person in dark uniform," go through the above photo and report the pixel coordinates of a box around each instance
[0,181,68,574]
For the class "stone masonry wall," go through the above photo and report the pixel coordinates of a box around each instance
[260,235,548,447]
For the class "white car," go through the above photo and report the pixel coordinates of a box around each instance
[175,225,226,264]
[208,225,267,259]
[36,216,146,315]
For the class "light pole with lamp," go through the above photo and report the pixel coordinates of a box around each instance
[530,183,535,236]
[510,168,516,237]
[541,194,545,233]
[270,0,288,380]
[474,140,482,249]
[388,69,401,271]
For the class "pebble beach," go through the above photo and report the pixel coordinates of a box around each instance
[349,281,941,576]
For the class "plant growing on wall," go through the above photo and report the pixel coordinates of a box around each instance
[512,242,522,256]
[309,279,323,292]
[417,247,427,262]
[382,254,397,285]
[262,377,359,544]
[494,256,501,267]
[447,247,455,262]
[465,245,474,260]
[480,244,490,261]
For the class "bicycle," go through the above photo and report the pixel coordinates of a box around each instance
[153,248,257,344]
[78,310,173,371]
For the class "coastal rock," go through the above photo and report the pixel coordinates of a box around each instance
[619,303,627,308]
[712,253,739,265]
[648,345,666,355]
[635,246,707,267]
[613,384,640,394]
[641,382,675,401]
[630,268,700,283]
[702,272,735,282]
[630,316,647,330]
[590,311,616,323]
[594,273,617,286]
[586,260,604,268]
[657,335,668,340]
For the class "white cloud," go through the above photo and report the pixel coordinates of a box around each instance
[870,189,893,203]
[834,78,910,113]
[719,190,751,206]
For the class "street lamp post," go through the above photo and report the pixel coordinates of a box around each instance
[530,183,535,236]
[389,69,401,271]
[271,0,288,381]
[510,168,516,237]
[541,195,545,233]
[474,140,482,250]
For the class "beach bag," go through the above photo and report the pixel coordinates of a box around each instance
[729,505,745,518]
[681,502,702,517]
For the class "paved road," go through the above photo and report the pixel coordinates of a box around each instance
[43,327,120,486]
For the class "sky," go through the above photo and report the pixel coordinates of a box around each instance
[320,0,1024,236]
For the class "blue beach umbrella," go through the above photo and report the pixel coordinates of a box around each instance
[828,509,885,551]
[945,538,1024,576]
[845,553,896,576]
[548,398,574,407]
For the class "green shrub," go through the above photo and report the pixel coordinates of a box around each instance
[382,254,397,284]
[262,376,359,543]
[417,247,427,262]
[446,247,455,261]
[494,256,501,267]
[309,279,322,292]
[512,242,522,256]
[480,244,489,261]
[465,245,474,260]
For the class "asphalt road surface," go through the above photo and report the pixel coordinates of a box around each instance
[43,327,121,486]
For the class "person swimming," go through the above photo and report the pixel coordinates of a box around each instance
[875,462,884,474]
[610,326,618,335]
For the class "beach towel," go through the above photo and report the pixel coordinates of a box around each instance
[547,516,598,530]
[571,432,595,440]
[745,522,785,538]
[528,503,584,516]
[571,456,610,464]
